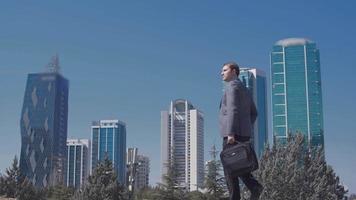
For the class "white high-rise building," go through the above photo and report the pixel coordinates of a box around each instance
[66,139,90,189]
[161,99,204,191]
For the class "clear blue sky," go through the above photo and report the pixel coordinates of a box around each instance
[1,0,355,194]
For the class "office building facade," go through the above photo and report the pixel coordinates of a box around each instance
[19,58,69,187]
[240,68,268,157]
[135,155,150,190]
[271,38,324,148]
[91,119,126,184]
[66,139,90,189]
[161,99,204,191]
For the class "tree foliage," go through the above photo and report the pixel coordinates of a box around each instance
[0,156,21,198]
[187,190,207,200]
[17,177,46,200]
[47,184,75,200]
[157,156,187,200]
[204,145,226,200]
[133,186,160,200]
[0,155,130,200]
[241,133,347,200]
[0,156,46,199]
[81,157,127,200]
[0,174,4,195]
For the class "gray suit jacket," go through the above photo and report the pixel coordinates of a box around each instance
[219,79,257,138]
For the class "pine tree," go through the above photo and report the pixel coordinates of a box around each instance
[82,156,127,200]
[187,190,206,200]
[158,155,187,200]
[0,173,5,196]
[47,184,75,200]
[204,145,225,200]
[251,133,347,200]
[133,186,160,200]
[303,147,346,200]
[2,156,21,198]
[70,190,85,200]
[0,156,46,199]
[17,177,46,200]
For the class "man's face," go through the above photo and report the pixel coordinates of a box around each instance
[221,65,235,82]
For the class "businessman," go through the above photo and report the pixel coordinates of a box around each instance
[219,62,263,200]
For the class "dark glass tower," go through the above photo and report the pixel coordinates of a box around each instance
[271,38,324,149]
[239,68,268,158]
[20,57,69,187]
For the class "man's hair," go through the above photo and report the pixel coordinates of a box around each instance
[223,62,240,77]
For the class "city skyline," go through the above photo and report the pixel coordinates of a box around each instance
[1,1,355,193]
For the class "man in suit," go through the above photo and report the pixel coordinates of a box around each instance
[219,62,263,200]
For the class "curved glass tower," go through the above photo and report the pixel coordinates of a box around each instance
[271,38,324,149]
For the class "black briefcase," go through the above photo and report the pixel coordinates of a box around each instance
[220,141,258,177]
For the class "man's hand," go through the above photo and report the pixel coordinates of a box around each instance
[227,135,235,144]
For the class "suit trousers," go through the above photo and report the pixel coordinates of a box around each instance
[222,136,261,200]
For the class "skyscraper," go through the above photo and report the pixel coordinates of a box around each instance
[66,139,90,189]
[135,155,150,190]
[161,99,204,191]
[271,38,324,148]
[20,56,69,187]
[239,68,268,157]
[91,119,126,184]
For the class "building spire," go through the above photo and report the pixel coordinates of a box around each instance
[46,54,60,73]
[209,144,218,161]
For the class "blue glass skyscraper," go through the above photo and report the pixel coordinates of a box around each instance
[91,120,126,184]
[271,38,324,148]
[239,68,268,157]
[20,56,69,187]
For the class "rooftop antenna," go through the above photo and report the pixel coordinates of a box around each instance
[209,144,219,160]
[46,54,60,73]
